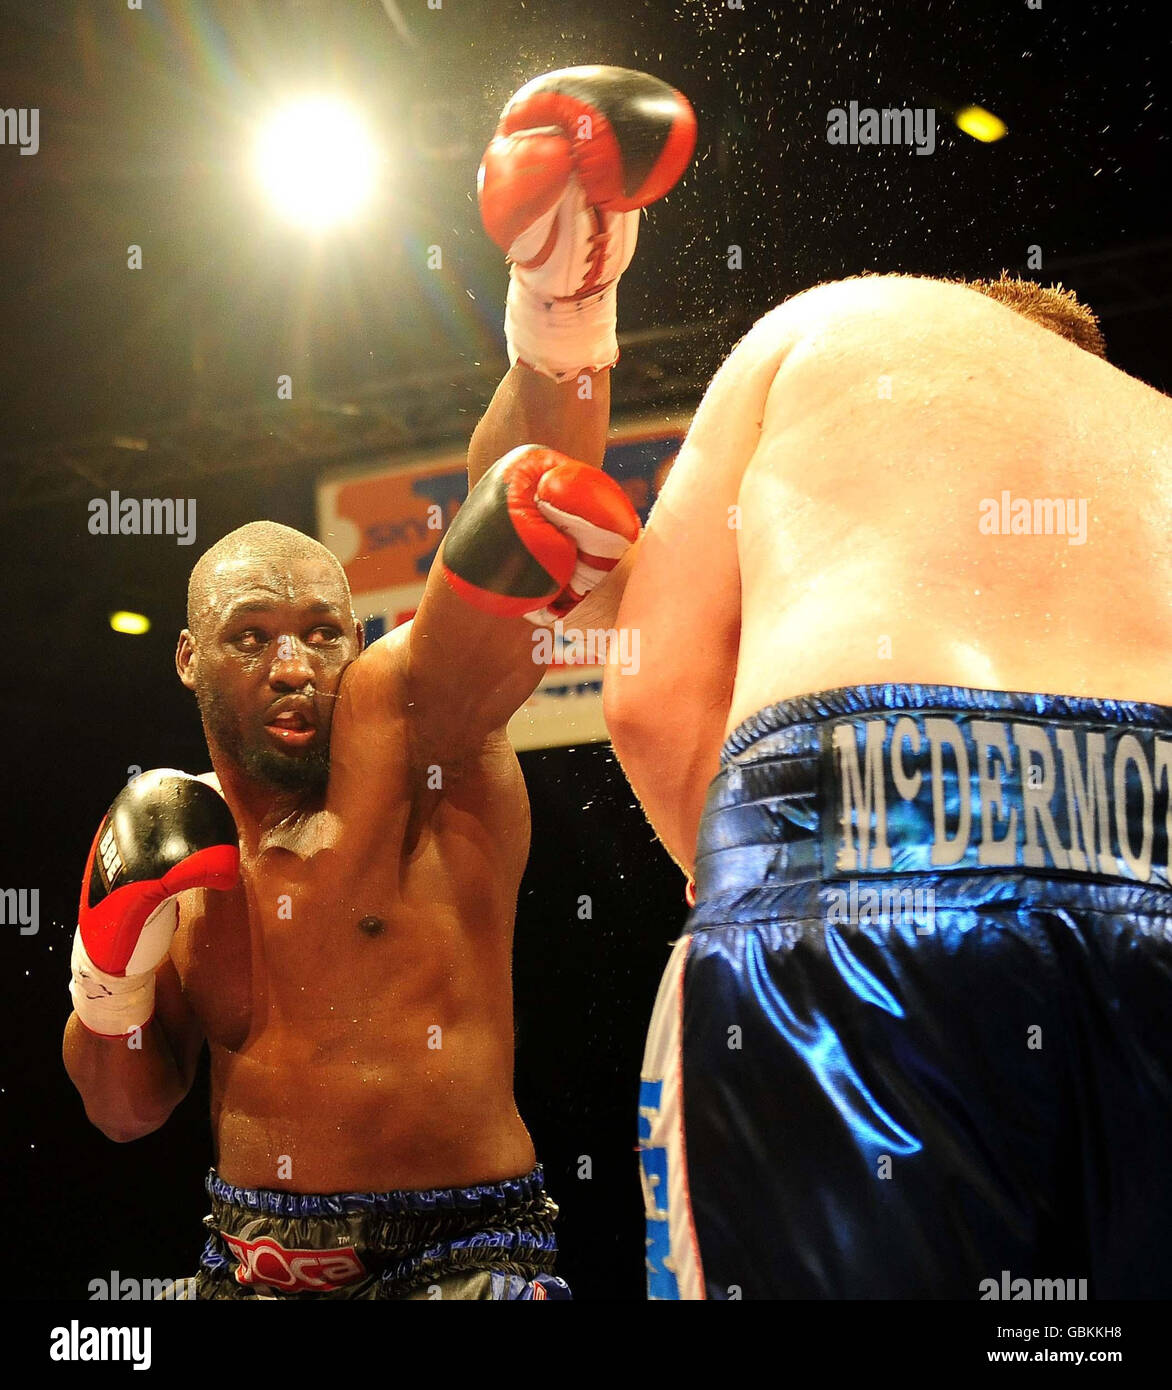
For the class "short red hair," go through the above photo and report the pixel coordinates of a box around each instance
[959,272,1107,359]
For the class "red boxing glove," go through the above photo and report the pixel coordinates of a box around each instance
[70,770,239,1036]
[478,66,696,381]
[441,445,640,624]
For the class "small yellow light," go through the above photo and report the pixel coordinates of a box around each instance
[110,610,150,635]
[955,105,1008,143]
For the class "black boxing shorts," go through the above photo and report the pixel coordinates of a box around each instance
[194,1164,569,1299]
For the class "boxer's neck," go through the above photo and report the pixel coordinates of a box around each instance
[208,751,321,850]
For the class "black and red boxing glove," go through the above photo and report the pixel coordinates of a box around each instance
[441,445,641,625]
[478,66,696,381]
[69,769,239,1037]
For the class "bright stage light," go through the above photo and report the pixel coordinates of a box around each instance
[954,105,1008,143]
[254,97,380,230]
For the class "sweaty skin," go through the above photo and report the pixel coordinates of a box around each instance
[604,274,1172,874]
[64,363,623,1194]
[169,604,535,1193]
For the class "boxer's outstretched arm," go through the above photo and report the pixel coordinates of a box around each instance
[604,305,802,874]
[465,359,634,630]
[402,577,548,768]
[404,437,639,767]
[397,359,631,764]
[467,363,610,486]
[401,61,695,755]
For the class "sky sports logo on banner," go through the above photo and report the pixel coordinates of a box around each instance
[824,711,1172,887]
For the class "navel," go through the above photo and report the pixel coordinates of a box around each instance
[357,915,385,938]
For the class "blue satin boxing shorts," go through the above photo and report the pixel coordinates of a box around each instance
[638,684,1172,1299]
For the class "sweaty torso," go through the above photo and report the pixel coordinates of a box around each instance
[729,278,1172,731]
[170,631,536,1194]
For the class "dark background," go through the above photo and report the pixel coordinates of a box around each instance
[0,0,1167,1300]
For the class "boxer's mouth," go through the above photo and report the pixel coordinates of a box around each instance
[264,703,318,748]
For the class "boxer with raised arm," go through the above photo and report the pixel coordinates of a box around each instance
[605,272,1172,1299]
[63,66,692,1300]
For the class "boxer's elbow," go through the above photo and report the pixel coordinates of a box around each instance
[94,1115,156,1144]
[604,669,710,777]
[603,685,661,790]
[85,1097,175,1144]
[68,1079,168,1142]
[605,671,653,761]
[605,675,727,873]
[606,671,693,782]
[607,719,701,872]
[606,697,688,826]
[602,655,658,745]
[64,1023,180,1143]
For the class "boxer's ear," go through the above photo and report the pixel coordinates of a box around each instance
[176,629,197,691]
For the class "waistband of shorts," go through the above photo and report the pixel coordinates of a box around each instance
[204,1164,549,1219]
[691,683,1172,922]
[720,684,1172,762]
[199,1165,559,1297]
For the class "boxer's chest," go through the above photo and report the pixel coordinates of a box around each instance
[174,804,502,1052]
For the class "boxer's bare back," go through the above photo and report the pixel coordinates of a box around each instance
[606,275,1172,871]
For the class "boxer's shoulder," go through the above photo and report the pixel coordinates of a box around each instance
[753,273,1020,346]
[745,273,1162,420]
[329,618,524,805]
[720,276,982,394]
[317,626,417,799]
[334,621,412,717]
[771,275,1171,423]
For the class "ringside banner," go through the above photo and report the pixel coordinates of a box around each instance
[317,415,690,750]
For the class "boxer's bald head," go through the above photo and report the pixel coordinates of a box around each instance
[186,521,353,640]
[958,272,1108,360]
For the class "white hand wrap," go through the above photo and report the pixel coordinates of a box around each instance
[68,910,172,1038]
[504,179,639,382]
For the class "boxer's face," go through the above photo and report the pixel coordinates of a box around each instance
[177,555,363,795]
